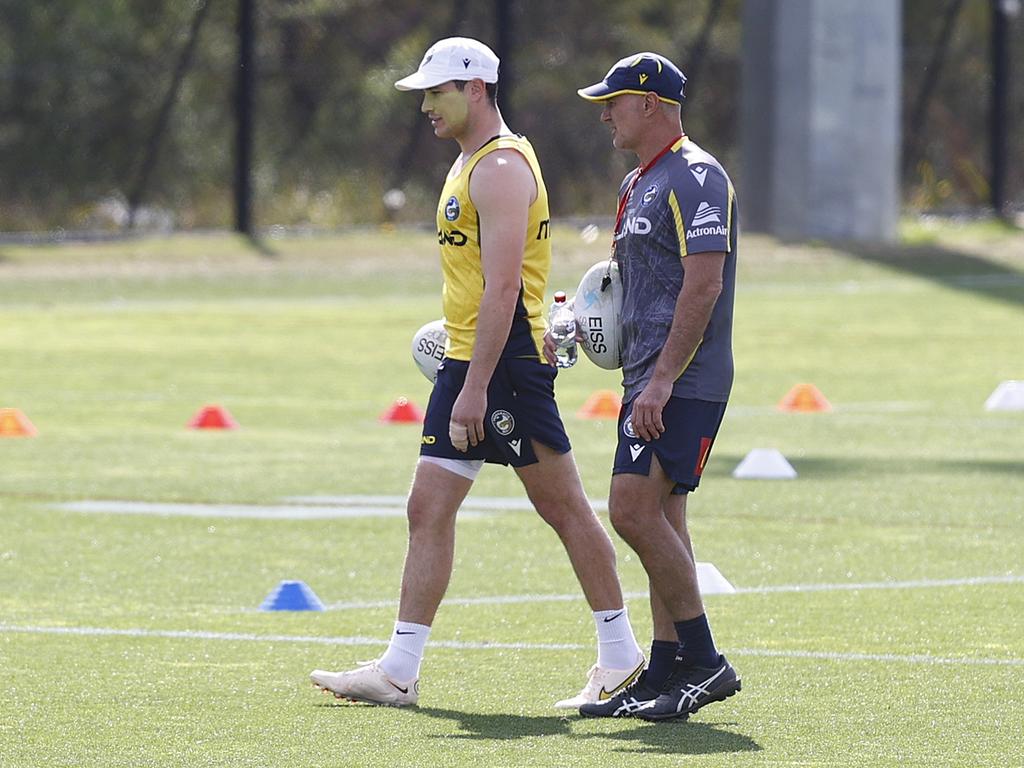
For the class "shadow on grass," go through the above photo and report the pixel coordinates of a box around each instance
[838,239,1024,311]
[244,233,279,259]
[416,707,572,740]
[577,719,761,756]
[414,708,760,755]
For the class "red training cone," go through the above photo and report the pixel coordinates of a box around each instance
[577,390,622,420]
[188,404,239,430]
[777,383,832,413]
[380,397,424,424]
[0,408,38,437]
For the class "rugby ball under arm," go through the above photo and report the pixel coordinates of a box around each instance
[411,319,447,382]
[573,259,623,370]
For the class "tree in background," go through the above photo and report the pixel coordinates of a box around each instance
[0,0,1018,231]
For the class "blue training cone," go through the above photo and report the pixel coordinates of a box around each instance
[259,580,325,611]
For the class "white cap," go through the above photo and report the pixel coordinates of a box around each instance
[394,37,500,91]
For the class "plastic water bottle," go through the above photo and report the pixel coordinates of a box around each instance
[549,291,577,369]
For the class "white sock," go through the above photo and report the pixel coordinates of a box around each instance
[378,621,431,681]
[593,607,644,670]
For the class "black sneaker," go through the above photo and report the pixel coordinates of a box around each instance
[578,669,661,718]
[636,655,741,722]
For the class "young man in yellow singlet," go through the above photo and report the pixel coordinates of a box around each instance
[310,37,644,709]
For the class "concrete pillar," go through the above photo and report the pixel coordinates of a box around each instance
[741,0,901,242]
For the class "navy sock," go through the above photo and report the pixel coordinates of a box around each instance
[673,613,719,668]
[645,640,680,689]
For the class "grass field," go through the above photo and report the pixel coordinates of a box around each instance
[1,222,1022,767]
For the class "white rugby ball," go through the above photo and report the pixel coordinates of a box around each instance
[573,260,623,370]
[411,319,447,382]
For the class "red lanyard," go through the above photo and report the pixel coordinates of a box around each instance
[612,134,685,241]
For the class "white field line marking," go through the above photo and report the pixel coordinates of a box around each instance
[0,624,580,651]
[729,648,1024,667]
[284,495,610,512]
[323,574,1024,610]
[1,624,1021,667]
[56,501,495,520]
[732,574,1024,594]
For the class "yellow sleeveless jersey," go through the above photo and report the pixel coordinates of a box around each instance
[435,134,552,361]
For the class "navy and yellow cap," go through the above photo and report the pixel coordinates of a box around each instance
[578,52,687,105]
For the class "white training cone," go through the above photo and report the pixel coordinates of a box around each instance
[696,562,736,595]
[732,448,797,479]
[984,381,1024,411]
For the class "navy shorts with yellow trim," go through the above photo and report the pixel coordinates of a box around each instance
[420,357,571,467]
[613,396,727,494]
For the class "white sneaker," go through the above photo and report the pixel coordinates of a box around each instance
[310,660,419,707]
[553,656,646,709]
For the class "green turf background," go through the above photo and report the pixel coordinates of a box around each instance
[1,222,1022,767]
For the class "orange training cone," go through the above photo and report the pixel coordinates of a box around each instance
[380,397,424,424]
[577,389,622,419]
[188,404,239,430]
[0,408,38,437]
[777,383,832,413]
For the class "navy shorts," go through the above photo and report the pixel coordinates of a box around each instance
[420,357,572,467]
[613,396,727,494]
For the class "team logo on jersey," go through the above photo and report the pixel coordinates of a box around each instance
[641,184,658,206]
[686,224,727,240]
[444,196,461,221]
[614,215,652,240]
[691,201,721,226]
[691,166,708,186]
[490,409,515,436]
[438,228,468,246]
[622,414,638,439]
